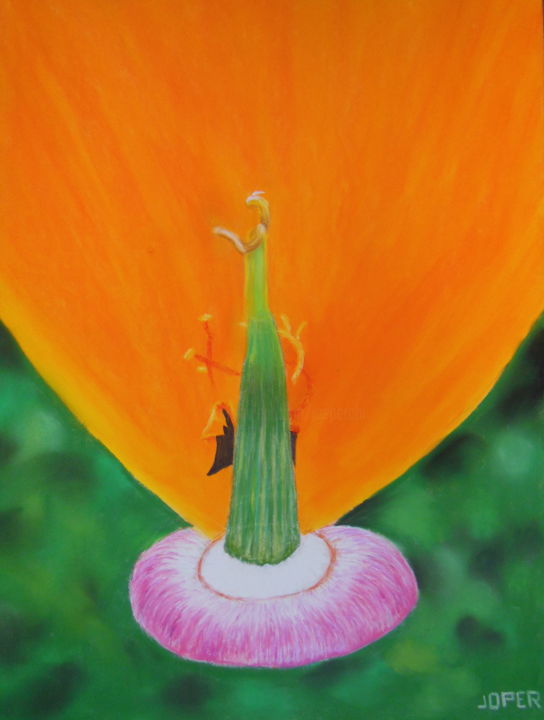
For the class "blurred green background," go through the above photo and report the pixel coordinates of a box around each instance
[0,316,542,720]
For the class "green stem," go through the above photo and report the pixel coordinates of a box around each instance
[225,240,300,564]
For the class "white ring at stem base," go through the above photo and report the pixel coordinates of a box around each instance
[200,533,331,599]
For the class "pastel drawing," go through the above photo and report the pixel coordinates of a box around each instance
[0,0,542,669]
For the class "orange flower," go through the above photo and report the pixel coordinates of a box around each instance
[0,0,542,539]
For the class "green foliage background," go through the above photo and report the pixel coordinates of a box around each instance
[0,317,542,719]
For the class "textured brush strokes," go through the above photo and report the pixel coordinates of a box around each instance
[0,1,543,537]
[129,526,418,668]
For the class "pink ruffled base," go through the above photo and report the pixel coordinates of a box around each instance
[129,525,418,668]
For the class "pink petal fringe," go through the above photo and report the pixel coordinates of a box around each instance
[129,525,418,668]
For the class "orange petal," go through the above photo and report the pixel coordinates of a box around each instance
[0,0,542,536]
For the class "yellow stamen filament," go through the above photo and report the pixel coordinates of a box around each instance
[196,365,208,374]
[278,315,307,384]
[185,343,240,378]
[201,401,231,439]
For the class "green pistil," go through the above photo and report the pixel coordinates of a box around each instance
[215,195,300,565]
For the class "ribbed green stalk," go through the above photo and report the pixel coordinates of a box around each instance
[224,241,300,564]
